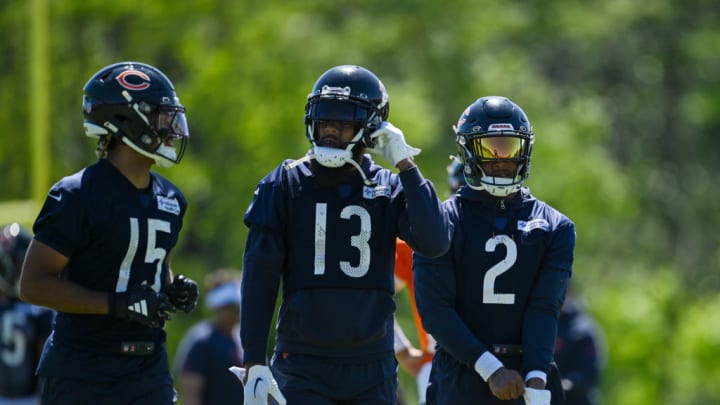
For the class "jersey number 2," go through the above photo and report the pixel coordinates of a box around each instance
[484,235,517,304]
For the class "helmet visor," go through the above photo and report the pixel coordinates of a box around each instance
[470,135,526,160]
[153,107,189,138]
[309,99,369,124]
[150,107,189,164]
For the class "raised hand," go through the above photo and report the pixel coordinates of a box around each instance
[368,122,421,167]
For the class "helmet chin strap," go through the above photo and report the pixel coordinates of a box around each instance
[307,127,376,186]
[467,176,522,197]
[121,138,176,168]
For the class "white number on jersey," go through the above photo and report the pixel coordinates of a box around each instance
[115,217,171,292]
[483,234,517,304]
[1,311,26,367]
[314,203,371,278]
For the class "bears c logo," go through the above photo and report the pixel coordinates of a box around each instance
[116,70,151,91]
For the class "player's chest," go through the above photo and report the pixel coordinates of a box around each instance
[89,192,183,247]
[289,189,393,238]
[456,212,548,273]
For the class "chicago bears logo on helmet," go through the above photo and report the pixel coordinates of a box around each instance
[116,70,151,91]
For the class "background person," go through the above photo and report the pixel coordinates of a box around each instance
[175,269,244,405]
[555,290,606,405]
[0,223,54,405]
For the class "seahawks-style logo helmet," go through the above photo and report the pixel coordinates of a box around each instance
[454,96,534,197]
[0,223,32,297]
[82,61,189,168]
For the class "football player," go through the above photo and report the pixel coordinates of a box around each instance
[0,223,54,404]
[414,96,574,405]
[235,65,451,405]
[19,62,198,404]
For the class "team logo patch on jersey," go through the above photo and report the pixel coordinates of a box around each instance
[363,185,391,199]
[517,218,549,232]
[157,196,181,215]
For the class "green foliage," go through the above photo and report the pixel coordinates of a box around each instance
[2,0,720,403]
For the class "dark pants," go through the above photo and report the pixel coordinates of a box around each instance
[426,351,565,405]
[40,360,176,405]
[270,351,398,405]
[426,351,523,405]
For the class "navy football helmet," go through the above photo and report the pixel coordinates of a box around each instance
[447,155,466,194]
[82,61,189,168]
[304,65,389,155]
[454,96,534,196]
[0,223,32,297]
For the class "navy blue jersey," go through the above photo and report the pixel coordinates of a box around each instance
[174,321,244,404]
[0,298,54,397]
[32,159,186,379]
[414,186,574,376]
[241,155,450,363]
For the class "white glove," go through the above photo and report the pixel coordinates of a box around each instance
[523,387,551,405]
[368,122,421,167]
[228,365,287,405]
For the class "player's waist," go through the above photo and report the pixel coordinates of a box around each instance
[52,320,165,355]
[490,344,523,356]
[276,333,394,359]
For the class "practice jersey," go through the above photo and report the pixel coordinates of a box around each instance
[0,298,53,397]
[32,159,186,379]
[414,186,574,375]
[394,239,434,365]
[174,321,244,404]
[241,155,450,363]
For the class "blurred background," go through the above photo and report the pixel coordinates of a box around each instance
[1,0,719,403]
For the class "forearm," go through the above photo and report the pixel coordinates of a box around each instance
[396,158,416,171]
[21,274,109,314]
[179,373,204,405]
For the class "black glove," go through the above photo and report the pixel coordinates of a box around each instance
[166,274,199,313]
[109,284,176,328]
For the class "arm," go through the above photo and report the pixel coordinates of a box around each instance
[179,372,205,405]
[368,122,450,257]
[394,319,424,376]
[522,222,575,384]
[20,238,175,327]
[413,251,487,368]
[19,239,109,314]
[414,249,526,399]
[397,167,451,258]
[240,227,284,364]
